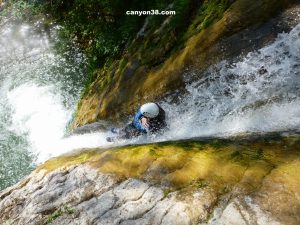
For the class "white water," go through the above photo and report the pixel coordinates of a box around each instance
[6,82,109,162]
[0,21,87,189]
[1,17,300,189]
[159,22,300,140]
[11,20,300,160]
[65,21,300,146]
[7,82,108,161]
[107,22,300,144]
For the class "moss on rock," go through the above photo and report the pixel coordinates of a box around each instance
[38,135,300,196]
[31,135,300,224]
[73,0,297,128]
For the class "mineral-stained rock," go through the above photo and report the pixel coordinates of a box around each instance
[0,136,299,224]
[73,0,300,128]
[0,166,217,225]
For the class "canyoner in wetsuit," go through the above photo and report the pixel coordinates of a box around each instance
[107,103,167,141]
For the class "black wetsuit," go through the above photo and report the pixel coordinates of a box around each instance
[122,104,167,139]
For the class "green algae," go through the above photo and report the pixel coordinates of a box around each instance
[35,135,300,224]
[36,150,98,173]
[41,206,75,225]
[74,0,297,128]
[183,0,231,41]
[37,135,300,198]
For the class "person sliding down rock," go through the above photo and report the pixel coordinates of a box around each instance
[107,102,167,142]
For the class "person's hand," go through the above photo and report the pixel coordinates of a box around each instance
[141,117,150,129]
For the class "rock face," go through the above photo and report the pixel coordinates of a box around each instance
[0,165,213,225]
[73,0,300,128]
[0,136,299,225]
[0,165,286,225]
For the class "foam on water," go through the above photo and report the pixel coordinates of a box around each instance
[31,21,300,151]
[5,83,112,162]
[0,21,87,189]
[7,83,109,162]
[84,21,300,145]
[158,22,300,140]
[7,84,68,161]
[1,15,300,189]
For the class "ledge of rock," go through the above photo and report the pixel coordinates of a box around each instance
[73,0,300,128]
[0,135,299,224]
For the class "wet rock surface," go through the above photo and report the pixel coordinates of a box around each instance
[0,166,214,225]
[74,0,300,128]
[70,121,113,135]
[0,165,288,225]
[0,136,299,225]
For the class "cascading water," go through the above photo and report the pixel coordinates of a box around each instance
[1,10,299,191]
[65,21,300,146]
[92,21,300,145]
[158,22,300,140]
[0,21,88,190]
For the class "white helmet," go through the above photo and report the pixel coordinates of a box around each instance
[140,102,159,118]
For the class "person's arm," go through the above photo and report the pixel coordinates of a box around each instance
[133,110,147,132]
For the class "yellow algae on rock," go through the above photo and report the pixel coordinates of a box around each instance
[38,136,300,195]
[4,135,300,225]
[256,161,300,225]
[73,0,296,128]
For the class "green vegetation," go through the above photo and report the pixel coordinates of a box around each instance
[184,0,231,41]
[2,0,234,127]
[1,0,234,90]
[29,0,174,67]
[0,1,41,21]
[42,206,75,225]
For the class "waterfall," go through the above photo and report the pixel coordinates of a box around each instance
[0,21,87,189]
[160,22,300,140]
[1,16,299,190]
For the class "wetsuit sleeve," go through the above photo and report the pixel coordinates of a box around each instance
[132,110,147,132]
[148,105,166,132]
